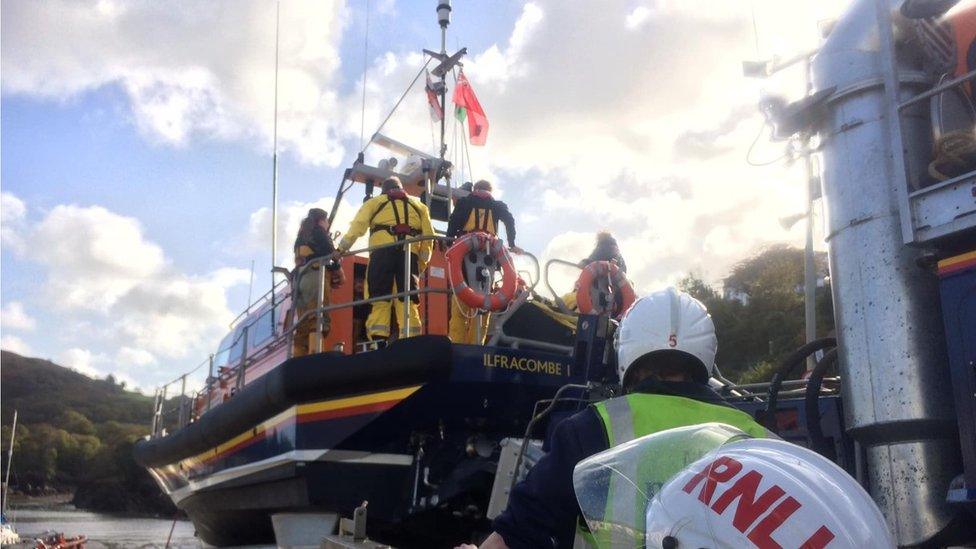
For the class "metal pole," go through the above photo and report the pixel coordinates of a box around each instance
[437,2,449,161]
[804,186,817,372]
[206,354,215,411]
[3,410,18,517]
[178,375,187,427]
[802,58,817,372]
[403,242,412,337]
[317,264,327,353]
[271,1,282,304]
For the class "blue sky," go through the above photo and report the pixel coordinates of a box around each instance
[1,0,844,389]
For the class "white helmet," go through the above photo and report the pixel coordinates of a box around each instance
[615,287,717,385]
[646,438,895,548]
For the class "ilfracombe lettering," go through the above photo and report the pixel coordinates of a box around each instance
[681,456,836,549]
[482,353,564,376]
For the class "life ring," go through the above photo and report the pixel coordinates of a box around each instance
[575,261,636,318]
[446,232,519,312]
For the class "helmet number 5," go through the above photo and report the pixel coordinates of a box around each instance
[668,334,677,348]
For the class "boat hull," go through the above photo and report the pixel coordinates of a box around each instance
[137,336,587,547]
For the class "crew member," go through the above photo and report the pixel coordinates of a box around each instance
[580,230,627,272]
[292,208,341,357]
[456,288,768,549]
[446,179,522,344]
[335,177,434,343]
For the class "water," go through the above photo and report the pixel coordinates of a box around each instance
[7,509,200,548]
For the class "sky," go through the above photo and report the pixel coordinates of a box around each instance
[0,0,849,391]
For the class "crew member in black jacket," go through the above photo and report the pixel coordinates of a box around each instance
[446,180,522,344]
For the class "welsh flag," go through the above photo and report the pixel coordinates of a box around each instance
[453,72,488,146]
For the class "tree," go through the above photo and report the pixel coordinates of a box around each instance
[678,245,834,382]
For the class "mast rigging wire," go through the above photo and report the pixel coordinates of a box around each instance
[360,56,434,155]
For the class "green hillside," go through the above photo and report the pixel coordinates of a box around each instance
[1,351,154,426]
[1,351,175,515]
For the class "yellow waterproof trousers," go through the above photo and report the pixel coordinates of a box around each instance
[449,298,490,345]
[365,279,422,340]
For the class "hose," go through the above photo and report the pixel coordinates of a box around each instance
[929,130,976,181]
[762,337,836,431]
[509,383,591,495]
[804,348,838,459]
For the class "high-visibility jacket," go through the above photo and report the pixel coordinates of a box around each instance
[576,394,768,548]
[338,192,435,267]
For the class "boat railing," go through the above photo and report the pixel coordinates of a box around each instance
[150,355,212,437]
[543,258,582,314]
[148,234,558,438]
[872,4,976,245]
[229,277,289,329]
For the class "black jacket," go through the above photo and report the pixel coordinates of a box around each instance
[294,225,338,269]
[447,193,517,247]
[582,242,627,273]
[492,380,731,549]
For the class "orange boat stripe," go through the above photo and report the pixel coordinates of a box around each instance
[938,250,976,276]
[187,386,421,465]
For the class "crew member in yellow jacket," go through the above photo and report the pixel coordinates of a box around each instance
[335,177,435,342]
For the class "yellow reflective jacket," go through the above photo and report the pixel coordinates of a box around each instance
[338,192,435,268]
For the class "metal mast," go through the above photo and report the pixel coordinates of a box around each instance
[437,1,451,161]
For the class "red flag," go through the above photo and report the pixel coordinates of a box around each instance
[452,72,488,146]
[425,71,443,121]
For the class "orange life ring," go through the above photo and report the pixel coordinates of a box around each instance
[576,260,636,319]
[446,232,519,312]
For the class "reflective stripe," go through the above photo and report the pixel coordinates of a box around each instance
[604,396,635,446]
[603,396,639,548]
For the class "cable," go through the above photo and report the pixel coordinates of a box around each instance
[509,383,591,494]
[745,120,788,167]
[804,348,838,459]
[762,337,836,431]
[361,56,434,155]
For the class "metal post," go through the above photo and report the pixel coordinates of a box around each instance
[206,354,215,411]
[3,410,18,516]
[402,242,412,338]
[150,388,160,436]
[802,58,818,372]
[316,263,327,353]
[270,1,282,313]
[178,374,187,427]
[437,1,450,160]
[803,147,818,372]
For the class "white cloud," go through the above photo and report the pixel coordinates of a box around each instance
[247,195,362,268]
[56,347,103,378]
[32,204,165,310]
[116,346,156,367]
[1,301,36,331]
[1,335,32,356]
[1,0,350,165]
[625,6,651,29]
[1,192,27,253]
[5,197,250,383]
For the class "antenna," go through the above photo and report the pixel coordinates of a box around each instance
[270,1,281,312]
[437,1,451,161]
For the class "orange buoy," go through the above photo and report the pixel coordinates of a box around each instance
[575,260,636,319]
[446,232,519,312]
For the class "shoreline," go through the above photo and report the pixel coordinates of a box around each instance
[6,492,174,519]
